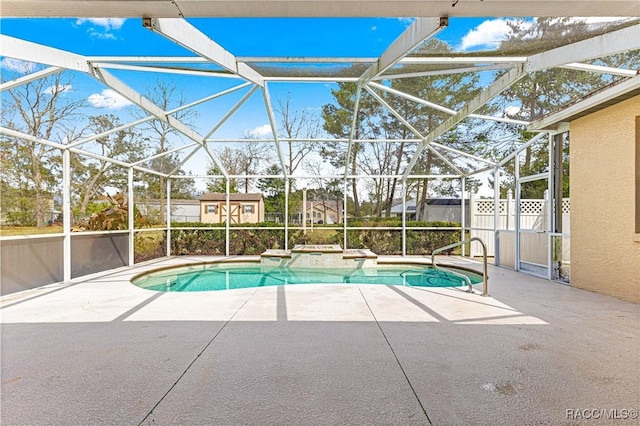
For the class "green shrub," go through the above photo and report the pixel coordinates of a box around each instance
[346,220,460,255]
[5,211,36,226]
[406,229,461,255]
[164,220,460,256]
[134,231,166,263]
[229,228,285,255]
[291,229,341,245]
[170,228,226,255]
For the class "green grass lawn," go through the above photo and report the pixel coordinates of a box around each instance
[0,225,64,236]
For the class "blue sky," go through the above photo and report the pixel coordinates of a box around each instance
[1,16,503,137]
[1,16,524,190]
[0,17,494,56]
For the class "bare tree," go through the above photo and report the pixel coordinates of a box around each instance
[307,160,343,223]
[207,142,271,193]
[1,69,84,227]
[237,141,272,192]
[275,94,320,175]
[72,115,146,215]
[132,80,198,222]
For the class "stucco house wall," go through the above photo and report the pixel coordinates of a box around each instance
[570,95,639,302]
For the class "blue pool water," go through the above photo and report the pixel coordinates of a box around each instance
[132,263,483,292]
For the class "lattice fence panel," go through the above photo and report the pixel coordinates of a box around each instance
[520,200,544,214]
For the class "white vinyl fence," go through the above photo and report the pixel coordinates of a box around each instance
[469,192,570,261]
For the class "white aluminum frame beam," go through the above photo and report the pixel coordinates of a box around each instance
[368,81,455,115]
[526,24,640,73]
[131,142,200,167]
[519,172,550,184]
[168,145,202,176]
[176,173,462,179]
[206,138,418,143]
[91,67,229,177]
[62,149,71,282]
[403,65,527,179]
[424,144,466,176]
[142,18,264,86]
[402,24,640,180]
[238,56,377,63]
[88,56,376,64]
[375,63,516,81]
[263,77,360,82]
[0,66,63,92]
[364,85,425,139]
[92,68,204,143]
[529,75,640,131]
[0,126,166,177]
[343,85,363,180]
[365,85,466,175]
[497,132,549,167]
[560,62,639,78]
[368,82,529,126]
[67,83,251,150]
[91,62,241,79]
[87,56,212,63]
[262,83,289,177]
[127,168,134,266]
[203,85,259,139]
[66,116,156,150]
[359,17,447,84]
[0,35,90,72]
[431,142,496,166]
[399,56,527,65]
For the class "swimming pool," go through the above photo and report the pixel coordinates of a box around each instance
[132,262,483,292]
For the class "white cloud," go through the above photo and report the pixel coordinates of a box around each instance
[371,26,377,31]
[89,30,117,40]
[44,84,73,95]
[75,18,126,30]
[244,124,273,138]
[504,105,521,116]
[74,18,125,40]
[459,19,515,51]
[1,58,37,74]
[87,89,132,109]
[460,17,632,52]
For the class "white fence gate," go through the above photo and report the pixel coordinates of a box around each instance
[469,192,570,259]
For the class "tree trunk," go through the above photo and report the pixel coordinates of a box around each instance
[351,173,360,218]
[386,141,405,217]
[30,146,46,228]
[524,81,538,172]
[416,151,433,221]
[159,176,166,224]
[417,179,428,221]
[80,168,104,215]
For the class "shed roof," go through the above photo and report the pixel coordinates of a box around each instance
[199,193,264,202]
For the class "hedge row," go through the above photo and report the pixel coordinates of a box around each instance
[156,221,461,257]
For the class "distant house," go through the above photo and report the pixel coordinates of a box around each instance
[294,200,343,224]
[199,193,265,224]
[385,198,469,226]
[136,199,201,222]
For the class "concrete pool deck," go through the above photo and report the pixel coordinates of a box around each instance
[1,256,638,425]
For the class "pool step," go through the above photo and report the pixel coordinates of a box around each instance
[261,245,378,268]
